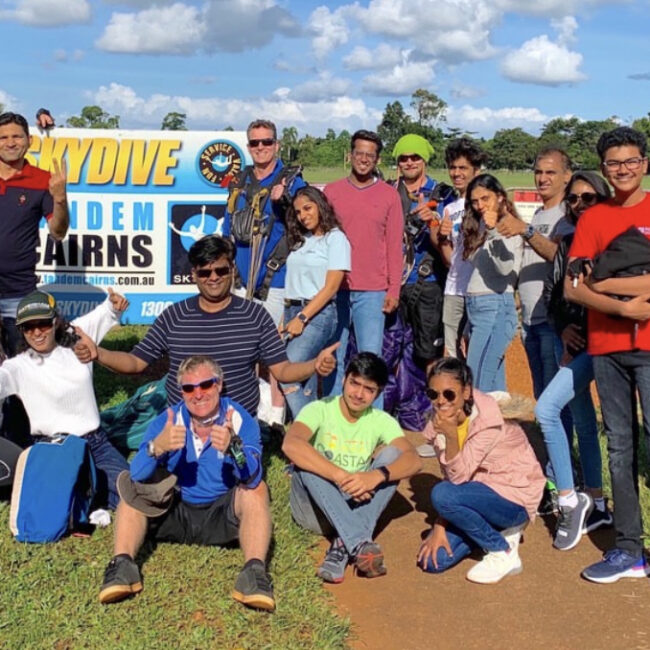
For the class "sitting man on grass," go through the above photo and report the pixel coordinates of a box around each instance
[98,355,274,611]
[282,352,421,583]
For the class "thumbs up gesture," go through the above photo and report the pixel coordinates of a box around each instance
[210,407,234,452]
[153,408,187,455]
[107,287,129,313]
[314,341,340,377]
[73,326,98,363]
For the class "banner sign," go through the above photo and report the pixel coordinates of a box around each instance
[30,128,251,323]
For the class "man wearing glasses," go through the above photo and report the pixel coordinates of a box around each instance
[99,355,275,611]
[565,126,650,583]
[223,119,305,426]
[77,236,337,417]
[324,130,403,405]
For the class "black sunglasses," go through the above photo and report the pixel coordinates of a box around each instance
[397,154,422,163]
[425,388,457,402]
[180,377,221,394]
[567,192,598,207]
[21,318,55,332]
[248,138,276,148]
[195,266,231,279]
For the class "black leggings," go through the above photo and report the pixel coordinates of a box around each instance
[0,436,22,489]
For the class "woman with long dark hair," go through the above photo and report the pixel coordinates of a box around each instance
[462,174,523,391]
[417,357,545,583]
[280,186,351,418]
[535,171,613,550]
[0,289,129,509]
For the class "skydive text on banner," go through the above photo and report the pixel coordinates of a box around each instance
[31,128,251,324]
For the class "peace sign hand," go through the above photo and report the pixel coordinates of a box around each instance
[48,158,67,204]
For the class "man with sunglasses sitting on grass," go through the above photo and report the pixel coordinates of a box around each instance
[75,235,337,418]
[99,355,275,611]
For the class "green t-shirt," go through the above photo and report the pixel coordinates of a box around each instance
[296,396,404,471]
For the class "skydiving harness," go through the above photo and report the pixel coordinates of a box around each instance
[227,164,303,301]
[395,179,455,307]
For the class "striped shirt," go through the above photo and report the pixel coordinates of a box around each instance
[132,295,287,414]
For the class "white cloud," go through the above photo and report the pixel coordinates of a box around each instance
[342,44,403,70]
[501,17,586,86]
[447,104,549,135]
[348,0,500,63]
[89,82,382,134]
[362,60,435,96]
[450,83,485,100]
[308,6,349,60]
[53,48,85,63]
[96,0,299,55]
[495,0,629,17]
[0,0,90,26]
[289,72,352,102]
[0,89,18,111]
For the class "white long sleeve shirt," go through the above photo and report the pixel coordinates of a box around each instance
[0,298,121,437]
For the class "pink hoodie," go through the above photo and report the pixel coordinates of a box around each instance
[432,390,545,520]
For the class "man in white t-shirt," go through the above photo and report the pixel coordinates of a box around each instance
[496,147,572,398]
[282,352,420,583]
[432,138,486,359]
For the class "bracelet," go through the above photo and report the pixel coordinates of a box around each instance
[377,466,390,483]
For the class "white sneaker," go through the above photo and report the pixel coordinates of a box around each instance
[466,547,522,584]
[257,378,272,424]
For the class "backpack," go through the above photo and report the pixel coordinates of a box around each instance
[9,434,97,543]
[100,377,168,453]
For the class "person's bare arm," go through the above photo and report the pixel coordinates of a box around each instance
[589,275,650,297]
[269,342,339,382]
[97,348,150,374]
[496,213,558,261]
[47,159,69,241]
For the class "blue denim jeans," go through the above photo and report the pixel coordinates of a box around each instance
[328,289,386,407]
[85,429,129,510]
[422,480,529,573]
[535,351,601,492]
[593,351,650,556]
[289,446,400,553]
[466,293,517,391]
[281,302,338,419]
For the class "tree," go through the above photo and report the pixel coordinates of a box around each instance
[161,111,187,130]
[632,113,650,141]
[377,101,412,157]
[66,105,119,129]
[486,128,537,170]
[410,89,447,127]
[280,126,298,163]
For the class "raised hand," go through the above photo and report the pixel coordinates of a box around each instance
[496,211,525,237]
[439,214,453,238]
[48,158,67,204]
[73,326,98,363]
[270,177,287,202]
[315,341,340,376]
[107,287,129,313]
[154,408,186,455]
[210,407,234,453]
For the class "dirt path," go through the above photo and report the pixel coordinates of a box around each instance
[327,338,650,650]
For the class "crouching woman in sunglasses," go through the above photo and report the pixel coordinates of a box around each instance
[417,357,545,583]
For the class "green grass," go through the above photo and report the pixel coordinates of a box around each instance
[0,327,351,650]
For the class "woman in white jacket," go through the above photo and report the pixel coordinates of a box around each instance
[0,289,128,508]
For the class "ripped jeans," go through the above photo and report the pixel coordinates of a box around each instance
[281,302,338,419]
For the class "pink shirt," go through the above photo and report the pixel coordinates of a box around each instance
[324,177,404,299]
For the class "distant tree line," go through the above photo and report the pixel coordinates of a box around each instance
[62,98,650,172]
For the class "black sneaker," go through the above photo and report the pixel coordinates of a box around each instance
[583,502,614,533]
[232,561,275,611]
[353,541,387,578]
[99,554,143,604]
[553,492,593,551]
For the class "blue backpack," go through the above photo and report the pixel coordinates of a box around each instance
[9,435,97,543]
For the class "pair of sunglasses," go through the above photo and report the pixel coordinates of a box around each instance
[195,266,231,279]
[397,154,422,163]
[567,192,598,207]
[180,377,221,394]
[248,138,276,148]
[425,388,457,402]
[22,319,54,332]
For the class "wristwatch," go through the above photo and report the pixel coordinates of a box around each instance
[523,224,536,241]
[377,466,391,484]
[146,440,156,457]
[297,312,309,325]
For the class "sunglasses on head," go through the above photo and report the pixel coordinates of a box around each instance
[567,192,598,207]
[425,388,457,402]
[248,138,276,148]
[195,266,231,279]
[22,319,54,332]
[397,154,422,163]
[180,377,221,394]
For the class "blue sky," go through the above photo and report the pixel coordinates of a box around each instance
[1,0,649,137]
